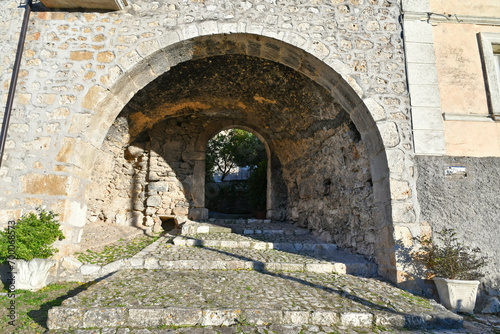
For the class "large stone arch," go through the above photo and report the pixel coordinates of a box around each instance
[79,32,402,281]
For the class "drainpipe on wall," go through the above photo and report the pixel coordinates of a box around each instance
[0,0,32,168]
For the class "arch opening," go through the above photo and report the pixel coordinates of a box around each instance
[204,127,270,220]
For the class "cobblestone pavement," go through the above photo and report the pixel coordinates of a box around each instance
[47,317,500,334]
[47,220,500,333]
[61,269,432,312]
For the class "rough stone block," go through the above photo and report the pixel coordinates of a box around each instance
[129,257,144,268]
[47,307,84,330]
[375,313,406,328]
[199,20,219,35]
[280,263,305,272]
[481,296,500,314]
[201,309,241,326]
[20,174,80,197]
[283,310,310,324]
[164,307,202,325]
[129,308,167,327]
[60,257,82,271]
[274,243,294,252]
[339,312,373,327]
[144,257,160,269]
[146,195,162,207]
[310,311,339,326]
[390,179,412,200]
[189,207,209,220]
[80,264,101,276]
[244,309,283,325]
[305,263,334,273]
[82,308,127,328]
[100,259,124,275]
[197,225,210,233]
[97,51,115,63]
[220,240,239,248]
[148,182,168,193]
[378,121,400,148]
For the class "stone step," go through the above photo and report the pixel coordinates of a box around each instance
[134,257,347,274]
[115,237,374,276]
[47,269,463,331]
[177,227,331,243]
[181,220,313,236]
[173,235,337,252]
[56,232,375,283]
[141,238,377,276]
[182,223,233,234]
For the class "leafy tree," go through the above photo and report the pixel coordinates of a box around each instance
[206,129,266,182]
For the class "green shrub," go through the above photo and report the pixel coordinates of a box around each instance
[412,228,488,280]
[0,208,65,263]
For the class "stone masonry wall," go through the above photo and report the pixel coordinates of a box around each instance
[86,117,140,227]
[0,1,28,221]
[283,122,375,258]
[87,116,200,230]
[0,0,417,280]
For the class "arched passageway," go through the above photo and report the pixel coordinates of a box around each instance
[84,33,397,280]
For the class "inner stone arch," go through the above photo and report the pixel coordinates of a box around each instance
[199,124,273,219]
[87,52,381,266]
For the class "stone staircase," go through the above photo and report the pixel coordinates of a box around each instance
[46,219,463,333]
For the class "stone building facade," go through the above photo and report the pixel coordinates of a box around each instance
[0,0,498,300]
[402,0,500,301]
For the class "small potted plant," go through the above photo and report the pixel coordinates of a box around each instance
[412,228,488,313]
[0,207,65,291]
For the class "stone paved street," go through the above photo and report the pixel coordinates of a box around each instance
[46,317,500,334]
[44,220,489,333]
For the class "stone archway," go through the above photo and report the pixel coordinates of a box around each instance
[72,33,403,282]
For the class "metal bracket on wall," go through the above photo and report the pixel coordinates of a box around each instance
[40,0,129,11]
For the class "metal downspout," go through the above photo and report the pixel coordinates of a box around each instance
[0,0,33,168]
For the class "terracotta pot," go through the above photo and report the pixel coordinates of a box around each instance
[433,277,480,314]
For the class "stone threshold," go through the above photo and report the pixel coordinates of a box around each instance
[182,224,311,236]
[47,306,463,330]
[173,236,338,252]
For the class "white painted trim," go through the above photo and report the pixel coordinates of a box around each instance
[403,16,446,155]
[479,33,500,121]
[404,12,500,26]
[443,113,496,122]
